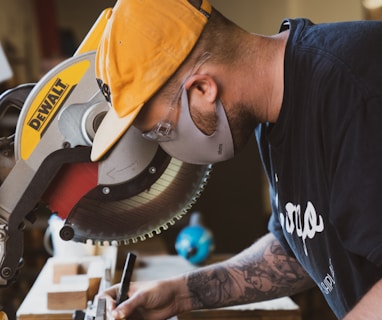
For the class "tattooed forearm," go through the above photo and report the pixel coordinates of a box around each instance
[187,233,313,309]
[238,236,309,298]
[187,267,234,308]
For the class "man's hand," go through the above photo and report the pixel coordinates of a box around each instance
[98,279,188,320]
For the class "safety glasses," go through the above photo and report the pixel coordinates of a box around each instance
[141,94,179,142]
[141,52,211,142]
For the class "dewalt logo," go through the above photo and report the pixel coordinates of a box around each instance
[27,78,69,132]
[19,57,90,160]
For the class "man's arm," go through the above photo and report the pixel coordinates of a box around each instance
[344,279,382,320]
[103,232,314,319]
[186,232,314,309]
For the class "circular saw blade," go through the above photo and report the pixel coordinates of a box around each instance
[63,157,211,245]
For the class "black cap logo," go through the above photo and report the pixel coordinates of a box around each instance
[96,78,111,103]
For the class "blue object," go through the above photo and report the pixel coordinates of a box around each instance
[175,212,214,264]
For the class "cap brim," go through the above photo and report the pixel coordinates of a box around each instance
[91,104,143,161]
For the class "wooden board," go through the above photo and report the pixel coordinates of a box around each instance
[16,256,109,320]
[47,280,88,310]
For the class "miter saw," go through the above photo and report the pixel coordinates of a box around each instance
[0,8,211,287]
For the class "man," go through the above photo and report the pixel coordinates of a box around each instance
[91,0,382,319]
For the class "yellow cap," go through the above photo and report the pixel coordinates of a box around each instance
[91,0,212,161]
[0,312,8,320]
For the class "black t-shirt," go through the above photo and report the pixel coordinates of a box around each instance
[257,18,382,318]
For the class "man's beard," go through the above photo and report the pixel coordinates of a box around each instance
[189,98,256,156]
[226,102,258,154]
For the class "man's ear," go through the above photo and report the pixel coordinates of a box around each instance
[184,74,218,104]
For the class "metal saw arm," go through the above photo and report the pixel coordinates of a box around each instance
[0,51,108,285]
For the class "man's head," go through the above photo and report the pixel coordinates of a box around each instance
[91,0,212,162]
[92,0,253,164]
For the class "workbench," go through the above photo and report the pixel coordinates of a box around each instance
[17,253,301,320]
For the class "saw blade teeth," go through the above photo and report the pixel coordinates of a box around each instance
[174,214,181,220]
[139,235,146,241]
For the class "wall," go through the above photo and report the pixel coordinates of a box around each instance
[54,0,364,44]
[54,0,116,48]
[0,0,364,83]
[0,0,40,83]
[210,0,363,35]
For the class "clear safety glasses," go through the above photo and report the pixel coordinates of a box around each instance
[141,118,176,142]
[141,52,211,142]
[141,98,179,142]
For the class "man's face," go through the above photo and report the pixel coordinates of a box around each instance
[134,86,235,165]
[134,89,216,142]
[133,94,172,134]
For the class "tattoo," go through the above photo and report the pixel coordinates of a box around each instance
[240,239,306,299]
[187,235,311,309]
[188,267,234,308]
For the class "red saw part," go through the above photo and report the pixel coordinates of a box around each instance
[43,162,98,219]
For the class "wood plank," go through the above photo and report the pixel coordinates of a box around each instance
[179,309,301,320]
[86,259,105,301]
[47,280,88,310]
[52,263,79,284]
[16,257,109,320]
